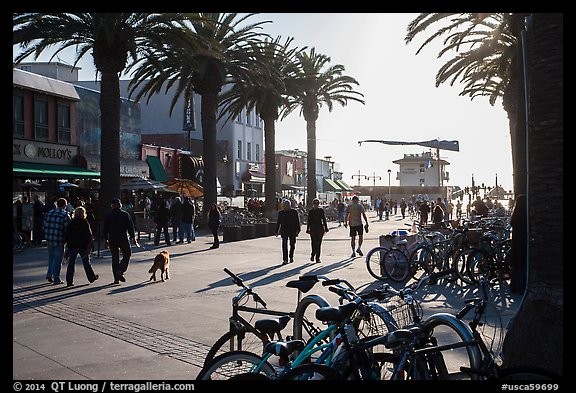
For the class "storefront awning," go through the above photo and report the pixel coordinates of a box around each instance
[243,170,266,183]
[335,179,354,191]
[13,161,100,178]
[146,156,168,182]
[324,178,342,191]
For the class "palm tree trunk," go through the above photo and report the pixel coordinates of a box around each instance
[306,120,316,209]
[200,91,218,218]
[502,13,563,375]
[263,116,277,220]
[98,70,121,220]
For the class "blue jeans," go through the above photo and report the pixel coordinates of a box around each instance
[178,222,195,242]
[46,243,65,283]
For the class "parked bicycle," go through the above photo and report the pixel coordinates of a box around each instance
[203,268,331,365]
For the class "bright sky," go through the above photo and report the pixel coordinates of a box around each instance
[14,13,514,192]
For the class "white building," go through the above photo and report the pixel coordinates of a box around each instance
[393,150,450,187]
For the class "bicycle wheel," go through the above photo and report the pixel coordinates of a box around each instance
[408,245,434,280]
[205,330,265,366]
[383,248,410,282]
[419,313,483,380]
[196,350,277,380]
[365,247,389,281]
[454,248,483,285]
[279,364,337,380]
[292,294,332,345]
[464,249,492,284]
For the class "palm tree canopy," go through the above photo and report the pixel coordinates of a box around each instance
[127,13,272,111]
[284,47,365,122]
[218,35,303,124]
[14,13,187,74]
[405,13,516,105]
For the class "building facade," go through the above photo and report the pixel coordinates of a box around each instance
[393,151,450,187]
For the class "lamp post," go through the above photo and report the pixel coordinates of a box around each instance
[387,169,391,201]
[365,172,381,206]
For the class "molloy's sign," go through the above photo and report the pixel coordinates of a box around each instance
[13,139,78,165]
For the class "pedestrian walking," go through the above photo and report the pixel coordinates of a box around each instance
[337,199,346,226]
[178,197,196,243]
[32,194,45,245]
[102,198,138,285]
[432,197,445,230]
[43,197,71,285]
[274,200,301,265]
[64,206,98,287]
[344,195,369,258]
[419,200,430,226]
[207,203,222,249]
[306,198,329,263]
[153,199,171,246]
[377,198,385,220]
[169,196,182,243]
[400,198,407,219]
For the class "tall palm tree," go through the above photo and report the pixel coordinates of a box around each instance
[128,13,271,217]
[405,13,529,196]
[501,13,563,375]
[218,36,303,219]
[13,13,186,219]
[406,12,563,374]
[285,48,365,208]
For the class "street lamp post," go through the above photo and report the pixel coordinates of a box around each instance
[365,172,381,206]
[387,169,391,201]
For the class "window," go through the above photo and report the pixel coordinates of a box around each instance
[237,140,242,160]
[255,144,260,162]
[247,142,251,161]
[57,103,71,144]
[34,99,49,141]
[20,65,32,72]
[255,115,261,128]
[246,109,251,125]
[13,95,24,138]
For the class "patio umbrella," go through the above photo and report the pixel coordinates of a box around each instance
[120,177,167,190]
[162,178,204,198]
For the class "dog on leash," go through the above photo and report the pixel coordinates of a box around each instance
[149,250,170,282]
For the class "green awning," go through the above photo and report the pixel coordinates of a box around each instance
[146,156,168,182]
[324,178,342,191]
[335,179,354,191]
[13,161,100,178]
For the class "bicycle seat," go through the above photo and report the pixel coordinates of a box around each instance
[315,302,358,324]
[255,315,291,336]
[264,340,305,360]
[383,328,418,349]
[286,277,318,293]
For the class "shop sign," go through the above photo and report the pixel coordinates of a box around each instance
[13,139,78,165]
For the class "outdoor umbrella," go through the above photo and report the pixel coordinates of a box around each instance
[120,177,168,191]
[162,178,204,198]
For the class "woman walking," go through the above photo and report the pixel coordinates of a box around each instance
[306,198,329,263]
[65,206,98,287]
[207,203,222,249]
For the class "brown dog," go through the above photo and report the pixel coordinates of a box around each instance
[149,250,170,282]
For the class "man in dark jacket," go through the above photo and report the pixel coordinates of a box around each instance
[275,200,301,264]
[153,199,171,246]
[178,197,196,243]
[103,198,138,284]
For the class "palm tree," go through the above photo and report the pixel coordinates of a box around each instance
[285,48,365,208]
[128,13,271,217]
[501,13,563,375]
[13,13,186,219]
[405,13,529,196]
[406,12,563,375]
[218,36,303,219]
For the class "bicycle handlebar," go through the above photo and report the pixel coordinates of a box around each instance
[224,268,267,308]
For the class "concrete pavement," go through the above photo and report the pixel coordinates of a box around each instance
[13,211,522,381]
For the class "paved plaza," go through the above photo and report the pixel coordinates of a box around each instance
[13,211,521,380]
